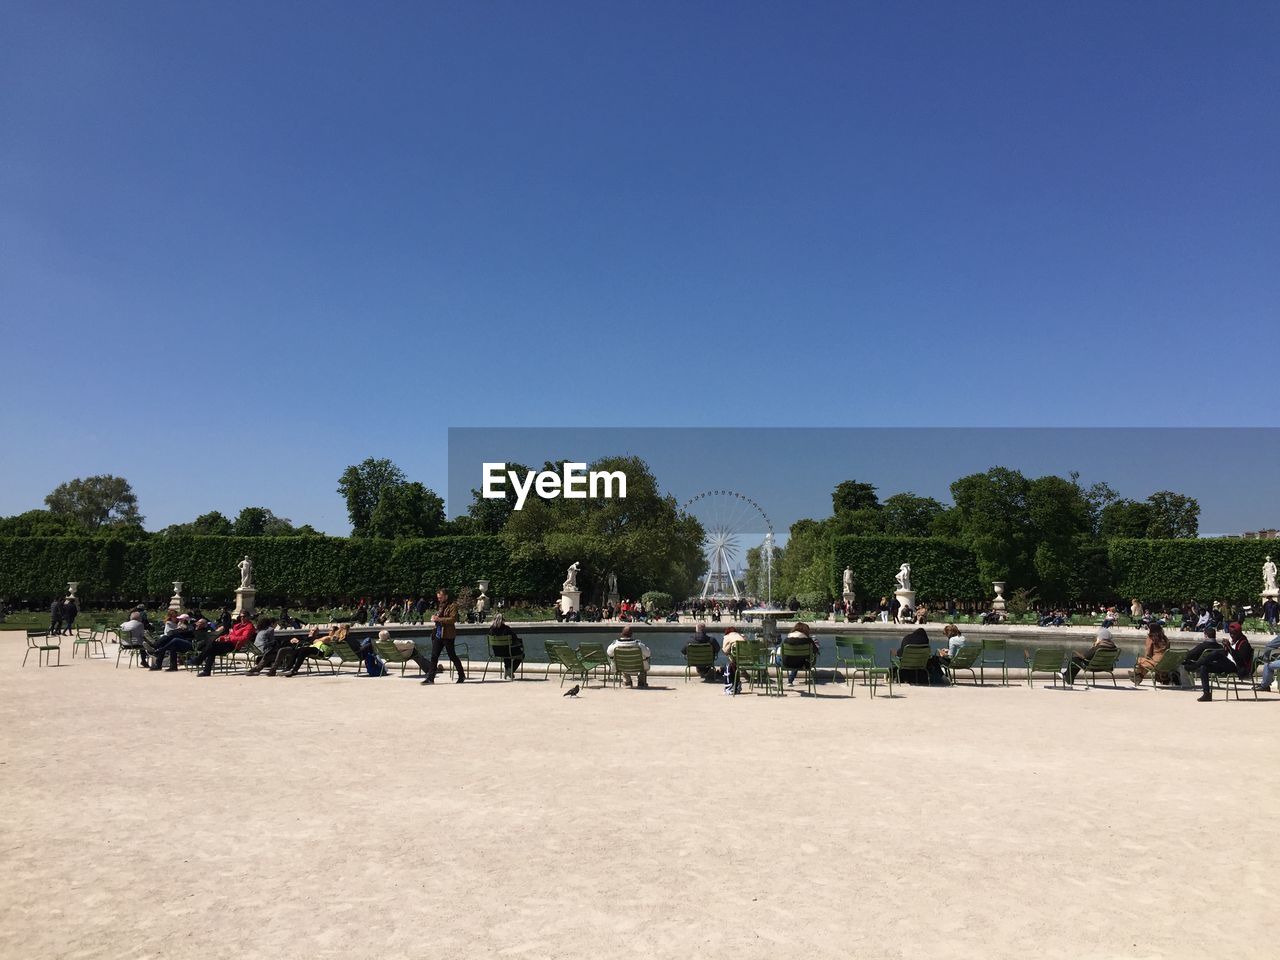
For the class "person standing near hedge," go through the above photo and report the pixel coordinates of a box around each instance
[423,588,465,685]
[49,598,63,636]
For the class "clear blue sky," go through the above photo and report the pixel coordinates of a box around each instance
[3,1,1277,532]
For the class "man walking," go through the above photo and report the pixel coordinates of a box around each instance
[422,588,465,685]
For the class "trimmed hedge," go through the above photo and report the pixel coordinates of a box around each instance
[0,534,554,604]
[1108,538,1277,602]
[832,535,985,604]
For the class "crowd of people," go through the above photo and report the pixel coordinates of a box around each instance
[83,583,1280,705]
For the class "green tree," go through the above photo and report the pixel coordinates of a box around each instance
[1145,491,1199,539]
[1025,475,1092,600]
[1099,499,1153,539]
[775,519,834,600]
[45,475,143,531]
[949,467,1033,586]
[337,458,406,536]
[828,508,885,537]
[832,480,880,515]
[465,462,532,534]
[0,509,84,537]
[188,511,235,536]
[1081,480,1121,536]
[368,482,446,539]
[880,493,945,537]
[501,456,705,600]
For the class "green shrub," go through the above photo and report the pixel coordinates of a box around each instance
[1108,538,1276,602]
[832,535,984,602]
[640,590,673,613]
[796,590,831,612]
[0,534,556,604]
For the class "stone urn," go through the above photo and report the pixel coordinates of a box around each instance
[992,582,1007,612]
[66,582,79,600]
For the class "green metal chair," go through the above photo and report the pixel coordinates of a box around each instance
[72,626,106,660]
[374,639,418,676]
[1072,647,1121,688]
[549,644,593,687]
[832,637,862,683]
[841,640,890,697]
[1211,660,1258,701]
[542,640,567,679]
[891,645,933,686]
[1144,649,1186,691]
[944,642,983,686]
[683,642,716,681]
[332,639,367,675]
[116,633,146,668]
[979,638,1009,685]
[611,646,648,687]
[837,639,880,690]
[730,640,779,696]
[576,641,611,686]
[1025,647,1066,687]
[24,630,61,667]
[778,640,817,695]
[482,634,522,681]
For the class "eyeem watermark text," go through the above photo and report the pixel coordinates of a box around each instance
[482,462,627,511]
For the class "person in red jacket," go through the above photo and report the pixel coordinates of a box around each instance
[194,613,258,676]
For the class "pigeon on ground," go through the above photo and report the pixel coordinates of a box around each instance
[563,684,581,698]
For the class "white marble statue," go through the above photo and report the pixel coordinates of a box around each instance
[237,556,254,591]
[562,561,580,591]
[842,567,855,595]
[1264,555,1278,593]
[894,563,911,593]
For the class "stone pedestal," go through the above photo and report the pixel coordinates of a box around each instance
[559,589,581,615]
[234,588,256,617]
[894,589,916,617]
[67,582,79,600]
[475,580,490,619]
[168,581,184,612]
[992,581,1007,612]
[607,591,620,610]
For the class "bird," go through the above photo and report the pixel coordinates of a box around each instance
[563,684,581,698]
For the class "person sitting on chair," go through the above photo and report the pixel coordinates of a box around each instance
[487,614,525,678]
[1132,622,1171,686]
[607,625,651,688]
[781,621,818,686]
[1184,622,1253,702]
[273,624,336,677]
[938,622,967,658]
[895,626,932,684]
[681,622,722,682]
[1064,627,1117,685]
[194,612,257,677]
[722,626,747,695]
[117,611,151,667]
[149,615,201,671]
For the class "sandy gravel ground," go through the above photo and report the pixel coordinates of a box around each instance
[1,632,1276,960]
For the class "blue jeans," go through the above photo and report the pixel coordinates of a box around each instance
[1260,659,1280,689]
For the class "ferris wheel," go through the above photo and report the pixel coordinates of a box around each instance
[680,490,774,602]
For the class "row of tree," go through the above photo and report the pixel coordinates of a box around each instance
[0,456,710,602]
[747,470,1201,604]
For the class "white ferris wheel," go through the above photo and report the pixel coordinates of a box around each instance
[680,490,775,603]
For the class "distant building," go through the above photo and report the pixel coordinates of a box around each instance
[1242,529,1279,539]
